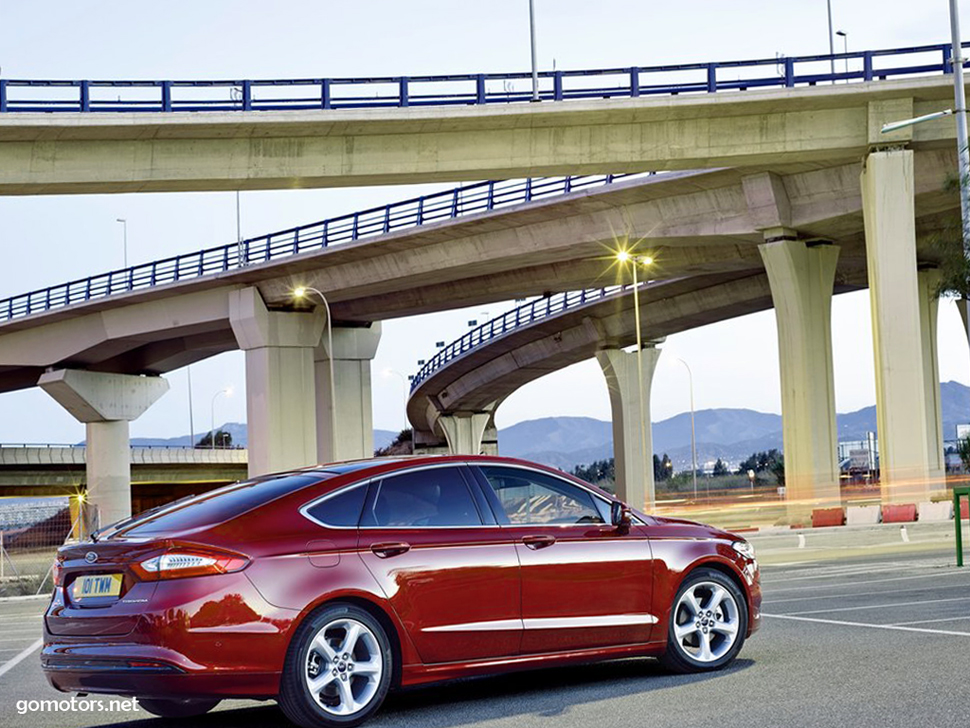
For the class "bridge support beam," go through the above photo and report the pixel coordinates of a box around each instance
[230,287,326,478]
[436,412,492,455]
[861,149,934,502]
[38,369,169,529]
[315,323,382,463]
[918,267,946,489]
[596,344,661,512]
[759,235,841,520]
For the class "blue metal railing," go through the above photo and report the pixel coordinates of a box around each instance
[409,285,637,392]
[0,43,965,114]
[0,173,650,322]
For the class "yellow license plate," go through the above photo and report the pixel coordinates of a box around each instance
[73,574,123,600]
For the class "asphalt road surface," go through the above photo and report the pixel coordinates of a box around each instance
[2,545,969,728]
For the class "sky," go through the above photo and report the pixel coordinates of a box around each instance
[0,0,968,445]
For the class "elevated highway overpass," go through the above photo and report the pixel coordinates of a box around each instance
[0,43,964,522]
[0,44,967,195]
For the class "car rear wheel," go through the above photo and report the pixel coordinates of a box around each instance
[138,697,220,718]
[279,603,392,728]
[660,568,747,673]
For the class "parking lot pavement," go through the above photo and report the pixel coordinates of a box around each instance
[2,549,969,728]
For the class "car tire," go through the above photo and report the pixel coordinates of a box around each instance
[659,567,747,674]
[279,603,393,728]
[137,697,221,718]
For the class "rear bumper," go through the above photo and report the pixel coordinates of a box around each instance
[41,648,278,698]
[41,572,298,699]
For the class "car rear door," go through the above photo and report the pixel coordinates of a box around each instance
[473,464,656,655]
[356,464,521,664]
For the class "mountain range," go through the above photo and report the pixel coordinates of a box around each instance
[127,381,970,473]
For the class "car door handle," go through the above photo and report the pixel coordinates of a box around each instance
[370,542,411,558]
[522,535,556,550]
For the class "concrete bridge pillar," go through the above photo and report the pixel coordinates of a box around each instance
[917,267,946,489]
[315,323,382,463]
[437,411,492,455]
[38,369,169,529]
[758,234,841,520]
[230,287,326,478]
[861,149,933,502]
[595,344,661,512]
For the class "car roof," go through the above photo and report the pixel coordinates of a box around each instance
[295,454,569,479]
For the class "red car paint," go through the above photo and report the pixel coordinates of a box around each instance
[41,455,761,699]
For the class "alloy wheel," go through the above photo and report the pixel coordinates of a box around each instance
[304,617,384,717]
[671,580,741,663]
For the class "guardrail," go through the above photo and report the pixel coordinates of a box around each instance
[0,445,247,466]
[0,43,964,113]
[409,284,637,392]
[0,173,650,323]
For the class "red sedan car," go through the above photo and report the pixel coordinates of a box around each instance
[42,455,760,727]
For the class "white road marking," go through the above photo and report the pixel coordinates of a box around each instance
[764,581,970,605]
[764,559,951,582]
[765,570,970,595]
[893,615,970,626]
[0,638,42,679]
[763,613,970,637]
[784,596,970,616]
[797,534,806,549]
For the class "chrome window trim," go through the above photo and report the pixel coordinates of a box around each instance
[299,461,486,531]
[474,462,621,526]
[299,481,371,530]
[298,460,645,531]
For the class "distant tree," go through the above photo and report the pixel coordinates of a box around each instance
[712,458,729,477]
[957,436,970,473]
[375,428,413,456]
[196,429,232,448]
[658,453,673,482]
[736,448,783,485]
[573,459,614,485]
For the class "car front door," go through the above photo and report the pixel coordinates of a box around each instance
[473,464,656,655]
[356,464,521,664]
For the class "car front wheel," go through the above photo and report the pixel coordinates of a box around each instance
[279,603,393,728]
[660,567,747,673]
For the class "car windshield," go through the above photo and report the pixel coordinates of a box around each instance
[116,473,327,537]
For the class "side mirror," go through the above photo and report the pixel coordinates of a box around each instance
[611,501,632,528]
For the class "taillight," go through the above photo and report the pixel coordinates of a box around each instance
[131,547,249,581]
[52,558,64,587]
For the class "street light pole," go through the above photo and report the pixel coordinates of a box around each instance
[616,250,654,506]
[826,0,835,82]
[383,368,411,452]
[210,387,231,449]
[115,218,127,268]
[836,30,848,81]
[529,0,540,102]
[676,357,698,502]
[293,286,337,461]
[949,0,970,258]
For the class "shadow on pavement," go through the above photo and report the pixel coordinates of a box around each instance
[88,657,753,728]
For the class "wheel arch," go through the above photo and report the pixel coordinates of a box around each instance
[287,592,409,689]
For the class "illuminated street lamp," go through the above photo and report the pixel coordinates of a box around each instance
[293,286,336,460]
[615,250,654,501]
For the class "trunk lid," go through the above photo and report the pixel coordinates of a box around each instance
[45,539,162,637]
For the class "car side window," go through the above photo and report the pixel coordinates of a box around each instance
[304,483,368,527]
[479,466,605,525]
[362,468,483,528]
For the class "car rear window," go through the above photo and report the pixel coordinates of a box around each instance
[119,473,325,536]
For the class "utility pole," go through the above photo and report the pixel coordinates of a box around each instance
[529,0,540,101]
